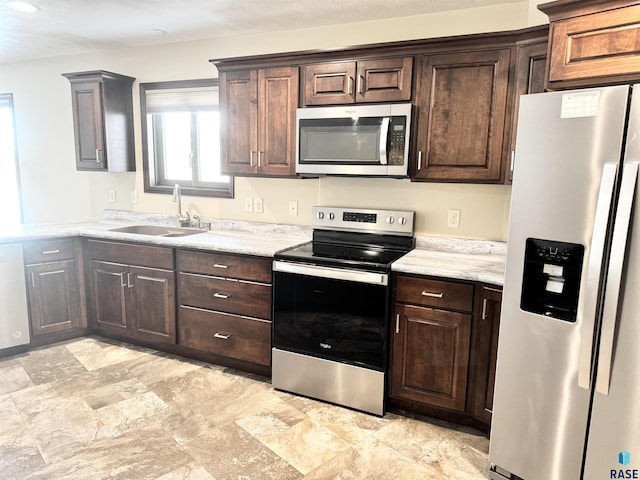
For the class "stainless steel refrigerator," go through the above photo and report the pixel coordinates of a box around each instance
[489,85,640,480]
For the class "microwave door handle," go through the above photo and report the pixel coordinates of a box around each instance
[379,117,390,165]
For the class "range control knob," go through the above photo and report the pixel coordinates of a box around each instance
[398,216,407,225]
[316,212,325,220]
[386,216,395,224]
[328,212,335,220]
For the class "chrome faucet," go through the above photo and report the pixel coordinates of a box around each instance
[172,184,190,227]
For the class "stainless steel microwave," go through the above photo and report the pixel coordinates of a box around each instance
[296,103,412,177]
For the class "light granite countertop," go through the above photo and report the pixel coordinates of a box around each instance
[0,211,312,258]
[1,210,506,284]
[392,236,507,286]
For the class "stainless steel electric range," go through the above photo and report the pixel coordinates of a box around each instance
[272,206,415,415]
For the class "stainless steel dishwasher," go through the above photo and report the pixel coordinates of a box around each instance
[0,243,30,350]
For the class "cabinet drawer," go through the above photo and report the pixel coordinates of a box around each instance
[395,276,474,312]
[178,249,271,283]
[23,238,75,264]
[85,239,174,270]
[178,306,271,366]
[179,273,271,319]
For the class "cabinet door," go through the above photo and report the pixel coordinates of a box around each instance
[355,57,413,103]
[414,49,511,182]
[258,67,299,176]
[128,266,176,344]
[303,61,357,105]
[89,260,129,335]
[507,41,547,183]
[219,70,258,175]
[471,286,501,424]
[544,3,640,89]
[26,260,80,336]
[390,303,472,412]
[69,82,106,170]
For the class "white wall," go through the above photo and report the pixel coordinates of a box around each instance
[1,1,539,240]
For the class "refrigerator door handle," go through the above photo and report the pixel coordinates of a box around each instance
[595,161,639,395]
[578,162,619,390]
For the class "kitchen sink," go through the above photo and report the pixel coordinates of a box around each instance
[108,225,206,237]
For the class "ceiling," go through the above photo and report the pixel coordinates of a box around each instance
[0,0,523,64]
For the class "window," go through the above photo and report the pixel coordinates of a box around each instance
[140,79,232,198]
[0,93,22,227]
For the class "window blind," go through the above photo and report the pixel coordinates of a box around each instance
[145,86,219,113]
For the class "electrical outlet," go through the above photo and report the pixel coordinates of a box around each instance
[254,197,263,214]
[447,209,461,228]
[108,190,116,203]
[131,190,138,204]
[288,200,298,216]
[244,197,253,213]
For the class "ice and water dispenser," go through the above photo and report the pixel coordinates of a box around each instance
[520,238,585,322]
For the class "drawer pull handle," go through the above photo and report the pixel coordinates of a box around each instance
[482,298,488,320]
[421,291,444,298]
[42,250,60,255]
[213,293,230,299]
[213,264,228,269]
[214,332,231,340]
[395,314,400,334]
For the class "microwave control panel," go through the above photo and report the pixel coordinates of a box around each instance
[388,117,407,166]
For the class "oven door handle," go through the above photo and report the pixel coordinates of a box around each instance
[273,261,388,286]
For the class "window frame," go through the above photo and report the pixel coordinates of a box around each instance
[0,93,24,224]
[140,78,233,198]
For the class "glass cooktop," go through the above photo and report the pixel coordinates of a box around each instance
[275,230,415,272]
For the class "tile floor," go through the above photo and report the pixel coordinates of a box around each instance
[0,336,490,479]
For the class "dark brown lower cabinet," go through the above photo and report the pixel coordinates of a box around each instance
[176,249,272,368]
[23,238,86,341]
[85,240,176,345]
[26,260,81,336]
[390,274,502,432]
[471,285,502,424]
[390,303,472,412]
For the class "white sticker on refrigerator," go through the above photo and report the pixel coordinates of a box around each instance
[560,91,600,118]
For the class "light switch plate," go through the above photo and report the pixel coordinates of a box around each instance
[244,197,253,213]
[254,198,263,214]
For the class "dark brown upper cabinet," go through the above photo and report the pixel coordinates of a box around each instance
[507,40,548,183]
[219,66,298,176]
[302,57,413,106]
[539,0,640,90]
[62,70,135,172]
[413,49,511,183]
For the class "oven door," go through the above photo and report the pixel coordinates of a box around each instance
[272,261,389,371]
